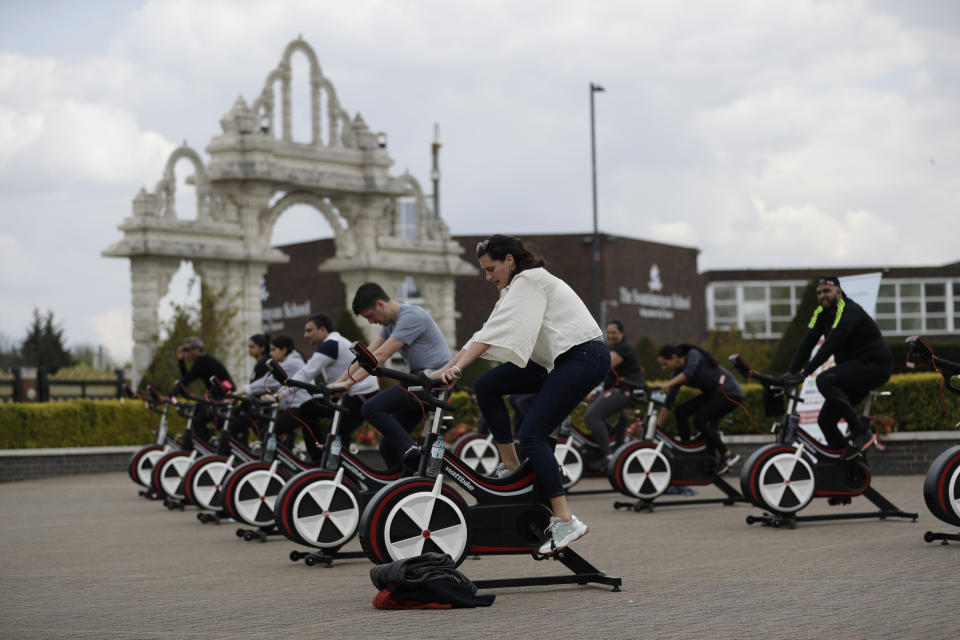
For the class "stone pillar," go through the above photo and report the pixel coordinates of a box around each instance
[194,259,246,383]
[130,257,179,388]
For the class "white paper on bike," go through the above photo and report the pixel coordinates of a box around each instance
[797,272,883,444]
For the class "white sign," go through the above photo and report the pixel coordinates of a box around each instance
[797,272,883,444]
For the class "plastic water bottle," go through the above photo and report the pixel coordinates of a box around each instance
[325,435,342,470]
[264,433,277,462]
[426,434,445,478]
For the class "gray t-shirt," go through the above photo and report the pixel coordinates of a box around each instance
[379,304,452,373]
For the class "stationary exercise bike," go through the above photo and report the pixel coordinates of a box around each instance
[351,343,621,591]
[553,400,626,493]
[609,380,745,511]
[903,336,960,544]
[265,362,409,566]
[127,385,180,492]
[182,390,270,522]
[729,355,917,528]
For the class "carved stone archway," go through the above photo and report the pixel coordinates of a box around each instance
[104,38,475,386]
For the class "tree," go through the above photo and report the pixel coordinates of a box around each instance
[139,278,239,395]
[702,327,773,373]
[335,308,366,344]
[768,278,820,373]
[20,308,74,373]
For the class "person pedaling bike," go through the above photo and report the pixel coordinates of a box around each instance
[431,234,610,555]
[176,336,234,442]
[263,314,379,463]
[233,335,306,449]
[782,274,893,460]
[247,333,272,384]
[329,283,452,469]
[655,344,743,473]
[583,319,645,463]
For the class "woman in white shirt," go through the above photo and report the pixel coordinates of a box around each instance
[432,235,610,555]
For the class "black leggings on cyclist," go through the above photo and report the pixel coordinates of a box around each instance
[674,392,737,457]
[583,389,630,456]
[815,358,890,448]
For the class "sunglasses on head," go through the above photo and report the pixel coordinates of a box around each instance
[475,239,490,258]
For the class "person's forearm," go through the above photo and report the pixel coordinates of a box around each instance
[452,342,490,371]
[661,373,687,390]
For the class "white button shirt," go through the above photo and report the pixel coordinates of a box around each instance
[465,267,602,372]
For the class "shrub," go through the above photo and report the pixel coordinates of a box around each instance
[0,399,187,449]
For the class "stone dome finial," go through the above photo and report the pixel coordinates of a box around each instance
[219,95,256,134]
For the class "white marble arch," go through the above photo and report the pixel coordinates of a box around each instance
[104,38,475,387]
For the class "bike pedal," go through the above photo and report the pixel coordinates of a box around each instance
[827,496,852,506]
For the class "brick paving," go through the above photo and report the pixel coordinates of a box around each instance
[0,473,957,639]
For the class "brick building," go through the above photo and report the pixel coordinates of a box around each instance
[261,232,705,354]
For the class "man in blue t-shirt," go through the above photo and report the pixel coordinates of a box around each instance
[332,282,452,468]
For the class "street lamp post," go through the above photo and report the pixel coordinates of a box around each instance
[431,123,441,218]
[589,82,605,321]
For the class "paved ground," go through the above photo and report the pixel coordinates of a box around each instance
[0,472,957,639]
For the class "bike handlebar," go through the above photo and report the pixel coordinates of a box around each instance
[906,336,960,395]
[727,354,803,401]
[349,342,455,412]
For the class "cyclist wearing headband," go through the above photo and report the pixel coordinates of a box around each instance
[783,275,893,459]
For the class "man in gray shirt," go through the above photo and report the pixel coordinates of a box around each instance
[333,282,452,468]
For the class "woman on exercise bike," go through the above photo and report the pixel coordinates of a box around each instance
[247,333,272,384]
[655,344,742,473]
[431,234,609,555]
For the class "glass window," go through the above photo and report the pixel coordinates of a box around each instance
[901,317,922,331]
[877,317,897,332]
[954,282,960,296]
[771,319,791,333]
[927,317,947,330]
[925,283,945,297]
[900,283,921,298]
[742,286,766,301]
[770,303,792,317]
[876,301,896,314]
[770,286,792,300]
[878,284,896,298]
[712,286,735,301]
[955,300,960,313]
[926,301,945,313]
[900,301,921,314]
[744,320,766,335]
[714,305,737,320]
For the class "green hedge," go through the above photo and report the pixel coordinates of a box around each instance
[3,372,958,449]
[0,399,186,449]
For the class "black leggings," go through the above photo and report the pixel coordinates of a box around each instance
[674,392,739,457]
[278,394,375,462]
[815,359,891,448]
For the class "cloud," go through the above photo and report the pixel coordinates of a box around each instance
[89,308,133,364]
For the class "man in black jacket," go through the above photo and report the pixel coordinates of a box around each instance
[784,276,892,459]
[176,336,234,442]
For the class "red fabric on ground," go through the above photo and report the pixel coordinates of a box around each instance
[372,589,452,610]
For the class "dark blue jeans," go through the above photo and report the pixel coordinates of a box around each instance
[361,385,427,467]
[474,340,610,499]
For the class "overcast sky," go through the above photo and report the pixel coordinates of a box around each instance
[1,0,957,365]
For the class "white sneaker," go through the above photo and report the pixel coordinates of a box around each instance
[537,514,589,555]
[493,463,511,479]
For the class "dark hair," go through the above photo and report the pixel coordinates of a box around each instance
[658,343,718,368]
[352,282,390,315]
[248,334,270,349]
[270,335,296,356]
[606,319,624,333]
[306,314,334,332]
[475,234,546,279]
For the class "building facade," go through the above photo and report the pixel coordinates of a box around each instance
[703,263,960,340]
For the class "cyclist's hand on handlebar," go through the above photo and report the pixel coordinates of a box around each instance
[780,373,805,388]
[430,366,460,387]
[326,381,350,393]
